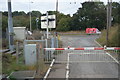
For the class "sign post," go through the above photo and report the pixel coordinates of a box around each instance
[46,12,49,39]
[41,12,56,51]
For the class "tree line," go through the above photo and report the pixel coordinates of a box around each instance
[2,2,120,32]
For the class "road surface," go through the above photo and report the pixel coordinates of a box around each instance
[47,35,119,80]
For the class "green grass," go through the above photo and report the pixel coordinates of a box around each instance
[2,53,37,75]
[58,39,63,48]
[97,25,120,61]
[97,25,119,47]
[2,50,49,78]
[3,54,24,74]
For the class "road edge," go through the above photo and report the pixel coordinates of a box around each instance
[94,40,119,64]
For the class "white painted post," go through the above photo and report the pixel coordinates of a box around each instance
[45,39,48,61]
[46,11,49,61]
[56,37,58,48]
[46,11,49,39]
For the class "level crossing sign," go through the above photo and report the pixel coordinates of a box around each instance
[41,15,56,29]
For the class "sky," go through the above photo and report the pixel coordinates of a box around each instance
[0,0,120,16]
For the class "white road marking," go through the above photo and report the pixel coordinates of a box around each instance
[66,53,70,79]
[106,52,119,64]
[94,40,119,64]
[66,70,69,79]
[44,59,55,80]
[94,40,103,47]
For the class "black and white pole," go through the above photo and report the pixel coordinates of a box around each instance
[8,0,14,51]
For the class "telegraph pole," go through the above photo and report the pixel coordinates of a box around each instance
[106,0,112,46]
[29,1,33,31]
[30,11,32,31]
[56,0,58,28]
[8,0,14,51]
[109,0,112,28]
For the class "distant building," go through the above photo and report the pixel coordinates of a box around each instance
[13,27,26,41]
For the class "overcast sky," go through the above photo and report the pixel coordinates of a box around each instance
[1,0,120,16]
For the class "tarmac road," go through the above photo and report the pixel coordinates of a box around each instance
[47,35,119,79]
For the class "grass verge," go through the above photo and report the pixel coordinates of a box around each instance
[97,25,119,47]
[2,53,36,75]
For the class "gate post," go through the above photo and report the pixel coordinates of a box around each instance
[56,37,58,48]
[45,39,48,61]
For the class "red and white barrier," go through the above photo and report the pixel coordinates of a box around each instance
[44,47,120,51]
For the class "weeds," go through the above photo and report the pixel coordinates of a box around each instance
[97,25,119,47]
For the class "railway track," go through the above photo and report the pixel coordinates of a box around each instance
[0,49,16,55]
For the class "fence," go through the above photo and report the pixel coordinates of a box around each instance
[23,37,58,77]
[44,47,120,63]
[44,37,58,62]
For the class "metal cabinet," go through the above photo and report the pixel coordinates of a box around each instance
[24,44,36,65]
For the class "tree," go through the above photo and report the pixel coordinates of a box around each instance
[3,11,8,16]
[71,2,106,30]
[27,11,41,17]
[112,2,120,24]
[13,16,29,28]
[2,15,8,31]
[56,17,71,31]
[12,11,26,16]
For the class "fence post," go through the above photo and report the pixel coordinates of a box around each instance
[41,36,43,40]
[23,40,26,64]
[51,38,54,59]
[36,43,40,75]
[51,37,54,48]
[56,37,58,48]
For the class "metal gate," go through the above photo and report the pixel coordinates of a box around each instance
[44,47,120,79]
[44,47,120,63]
